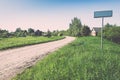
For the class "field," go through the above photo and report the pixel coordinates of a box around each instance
[0,36,64,50]
[13,37,120,80]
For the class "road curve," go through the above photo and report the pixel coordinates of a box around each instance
[0,36,75,80]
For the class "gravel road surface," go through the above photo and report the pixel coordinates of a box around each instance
[0,36,75,80]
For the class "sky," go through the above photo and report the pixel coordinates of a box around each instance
[0,0,120,32]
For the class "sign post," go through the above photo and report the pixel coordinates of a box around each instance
[94,10,113,53]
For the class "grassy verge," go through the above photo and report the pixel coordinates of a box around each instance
[13,37,120,80]
[0,36,64,50]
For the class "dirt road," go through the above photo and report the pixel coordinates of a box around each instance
[0,36,75,80]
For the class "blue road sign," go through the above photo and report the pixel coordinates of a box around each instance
[94,10,113,53]
[94,10,113,18]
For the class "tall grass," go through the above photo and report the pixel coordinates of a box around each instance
[0,36,64,50]
[13,37,120,80]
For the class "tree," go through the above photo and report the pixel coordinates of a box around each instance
[52,30,59,36]
[102,24,120,44]
[46,29,51,37]
[105,23,112,28]
[15,28,22,33]
[35,30,42,36]
[15,28,27,37]
[59,30,67,36]
[104,27,120,44]
[9,32,15,37]
[28,28,35,36]
[68,17,82,37]
[81,25,91,36]
[0,29,9,38]
[21,30,28,37]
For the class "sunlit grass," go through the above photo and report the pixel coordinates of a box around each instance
[0,36,64,50]
[13,37,120,80]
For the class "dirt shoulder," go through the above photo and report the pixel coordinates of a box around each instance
[0,36,75,80]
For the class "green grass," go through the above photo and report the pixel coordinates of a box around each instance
[0,36,64,50]
[13,37,120,80]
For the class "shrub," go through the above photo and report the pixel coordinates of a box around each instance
[103,24,120,44]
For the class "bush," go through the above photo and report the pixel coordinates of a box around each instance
[105,27,120,44]
[0,30,9,38]
[58,33,63,36]
[1,32,9,38]
[103,24,120,44]
[81,25,91,36]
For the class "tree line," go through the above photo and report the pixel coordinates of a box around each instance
[0,17,119,44]
[67,17,120,44]
[0,28,50,38]
[101,23,120,44]
[0,17,91,38]
[0,27,67,38]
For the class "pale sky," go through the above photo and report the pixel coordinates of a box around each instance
[0,0,120,32]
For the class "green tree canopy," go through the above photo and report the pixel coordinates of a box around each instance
[103,24,120,44]
[35,30,42,36]
[68,17,82,37]
[28,28,34,34]
[0,29,9,38]
[28,28,35,36]
[15,28,22,33]
[81,25,91,36]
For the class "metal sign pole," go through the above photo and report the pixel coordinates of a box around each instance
[94,10,112,53]
[101,17,104,53]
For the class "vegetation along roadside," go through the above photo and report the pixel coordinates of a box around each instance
[0,36,64,50]
[13,37,120,80]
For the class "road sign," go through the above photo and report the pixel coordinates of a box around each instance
[94,10,113,18]
[94,10,113,53]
